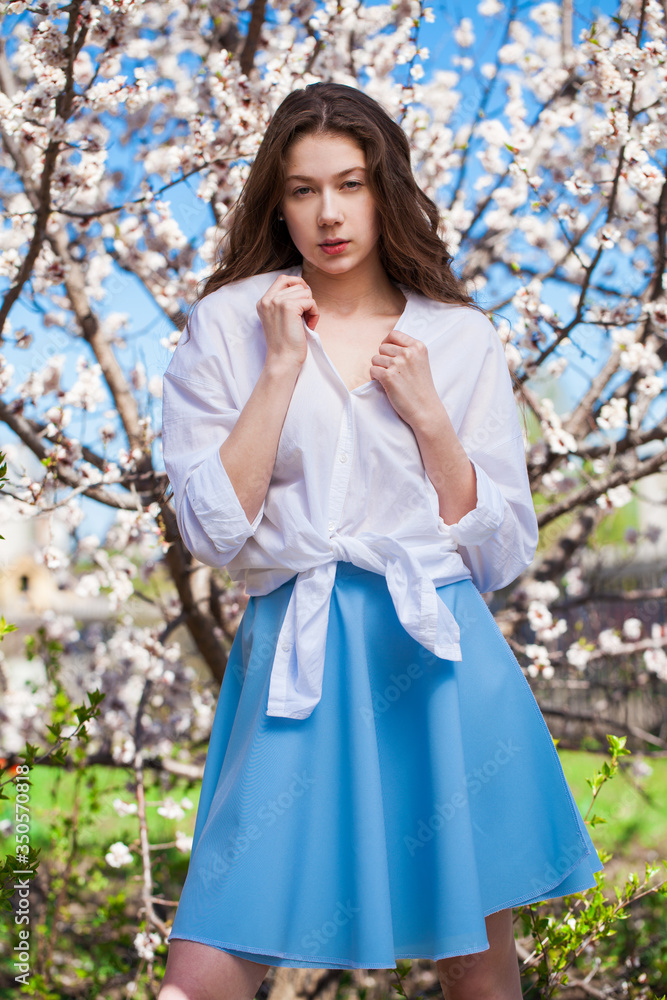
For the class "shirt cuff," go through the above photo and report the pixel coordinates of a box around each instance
[185,442,264,552]
[437,459,507,547]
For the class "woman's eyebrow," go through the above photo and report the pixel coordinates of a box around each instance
[285,166,367,182]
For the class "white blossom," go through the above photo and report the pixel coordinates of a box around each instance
[537,618,568,642]
[454,18,475,47]
[527,601,553,632]
[175,830,194,853]
[622,618,642,640]
[644,648,667,681]
[526,643,552,668]
[134,931,162,961]
[113,798,138,817]
[525,580,560,604]
[597,398,627,430]
[596,484,633,510]
[105,842,134,868]
[478,0,504,14]
[566,645,591,670]
[157,797,186,821]
[598,629,623,653]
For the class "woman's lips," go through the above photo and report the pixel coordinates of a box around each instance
[320,241,350,255]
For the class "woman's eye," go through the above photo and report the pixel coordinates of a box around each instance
[290,181,361,196]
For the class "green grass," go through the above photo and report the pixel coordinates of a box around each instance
[560,748,667,861]
[0,764,202,856]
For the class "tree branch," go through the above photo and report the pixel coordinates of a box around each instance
[537,447,667,526]
[239,0,267,76]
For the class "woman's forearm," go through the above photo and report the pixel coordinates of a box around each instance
[411,404,477,525]
[219,358,302,524]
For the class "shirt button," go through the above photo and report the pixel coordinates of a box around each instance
[328,521,336,532]
[281,642,290,652]
[339,452,348,463]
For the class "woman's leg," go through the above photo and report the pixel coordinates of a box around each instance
[158,940,270,1000]
[435,908,522,1000]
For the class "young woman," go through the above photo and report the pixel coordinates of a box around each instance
[159,82,603,1000]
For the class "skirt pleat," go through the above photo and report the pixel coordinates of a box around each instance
[167,561,603,968]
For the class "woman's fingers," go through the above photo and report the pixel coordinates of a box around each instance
[303,300,320,330]
[376,341,403,357]
[256,274,319,367]
[370,353,392,368]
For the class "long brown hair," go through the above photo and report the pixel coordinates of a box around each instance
[197,82,472,306]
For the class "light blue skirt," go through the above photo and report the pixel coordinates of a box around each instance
[168,561,603,968]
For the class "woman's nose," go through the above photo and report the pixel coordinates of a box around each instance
[317,190,343,227]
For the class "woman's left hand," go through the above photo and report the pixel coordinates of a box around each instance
[370,329,443,428]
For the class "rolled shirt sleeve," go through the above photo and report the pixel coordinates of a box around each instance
[438,438,538,594]
[161,301,265,568]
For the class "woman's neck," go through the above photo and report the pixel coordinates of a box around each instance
[301,256,405,319]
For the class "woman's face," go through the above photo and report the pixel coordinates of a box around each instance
[280,132,382,279]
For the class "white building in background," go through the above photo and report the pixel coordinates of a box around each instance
[0,440,111,717]
[0,439,118,758]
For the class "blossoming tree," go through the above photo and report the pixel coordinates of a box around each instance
[0,0,666,993]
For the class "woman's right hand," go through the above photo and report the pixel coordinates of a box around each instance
[256,274,319,371]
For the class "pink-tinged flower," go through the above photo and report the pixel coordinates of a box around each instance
[526,643,551,666]
[645,302,667,328]
[597,225,621,249]
[537,618,568,642]
[636,375,663,399]
[134,931,161,961]
[527,601,553,633]
[596,485,633,510]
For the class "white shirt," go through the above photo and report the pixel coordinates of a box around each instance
[162,267,539,720]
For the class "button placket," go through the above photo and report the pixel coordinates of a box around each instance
[327,398,354,538]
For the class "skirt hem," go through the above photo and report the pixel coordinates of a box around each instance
[167,850,602,971]
[166,933,493,968]
[482,846,602,911]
